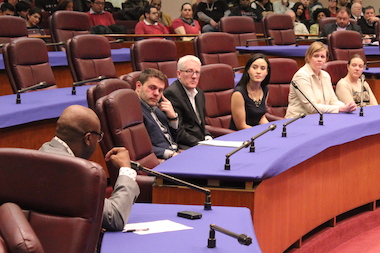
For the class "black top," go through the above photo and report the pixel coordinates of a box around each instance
[230,85,268,130]
[198,0,229,23]
[357,17,379,35]
[229,5,262,22]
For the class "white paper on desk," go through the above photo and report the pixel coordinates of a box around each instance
[123,220,193,235]
[198,140,244,148]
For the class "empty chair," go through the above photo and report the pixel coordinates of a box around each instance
[0,16,28,45]
[263,14,296,46]
[2,37,57,93]
[50,11,91,50]
[194,32,241,70]
[322,60,348,86]
[66,34,117,82]
[197,63,235,137]
[328,30,366,61]
[0,148,106,253]
[219,16,259,46]
[130,39,178,78]
[266,58,298,120]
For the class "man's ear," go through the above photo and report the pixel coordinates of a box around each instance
[83,132,91,146]
[135,81,142,92]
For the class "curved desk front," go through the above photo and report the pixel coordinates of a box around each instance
[152,105,380,252]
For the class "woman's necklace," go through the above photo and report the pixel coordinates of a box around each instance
[248,86,263,108]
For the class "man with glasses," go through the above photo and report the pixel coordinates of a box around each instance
[39,105,140,231]
[135,68,180,159]
[135,4,168,36]
[87,0,116,27]
[138,0,172,27]
[164,55,212,149]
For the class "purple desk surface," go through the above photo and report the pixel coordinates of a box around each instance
[237,45,379,57]
[363,67,380,76]
[0,48,131,69]
[0,86,91,128]
[101,203,261,253]
[154,105,380,182]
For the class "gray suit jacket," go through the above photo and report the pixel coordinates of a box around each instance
[320,22,362,38]
[39,137,140,231]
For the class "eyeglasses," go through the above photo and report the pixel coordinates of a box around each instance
[94,1,105,5]
[180,69,201,76]
[85,131,104,142]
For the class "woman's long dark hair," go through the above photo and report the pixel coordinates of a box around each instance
[237,53,271,90]
[291,2,306,22]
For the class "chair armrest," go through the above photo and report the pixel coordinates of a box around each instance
[265,113,285,122]
[135,175,156,203]
[206,125,235,138]
[245,37,273,47]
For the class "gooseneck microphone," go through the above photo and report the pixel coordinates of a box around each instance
[72,75,107,95]
[224,141,251,170]
[282,113,306,137]
[250,124,277,152]
[360,74,365,117]
[207,224,252,248]
[16,81,47,104]
[291,81,323,125]
[130,161,212,210]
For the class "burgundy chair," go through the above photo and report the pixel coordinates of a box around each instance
[327,30,366,61]
[49,11,91,50]
[263,14,296,46]
[130,39,178,78]
[197,63,236,137]
[119,71,142,90]
[2,37,57,94]
[95,89,159,201]
[322,60,348,87]
[0,16,28,45]
[194,32,241,70]
[0,148,106,253]
[219,16,258,46]
[66,34,117,83]
[0,202,44,253]
[266,58,298,121]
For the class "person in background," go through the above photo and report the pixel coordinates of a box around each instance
[285,42,357,118]
[230,0,262,22]
[328,0,338,17]
[56,0,74,10]
[39,105,140,231]
[3,0,19,7]
[170,2,200,41]
[357,6,379,35]
[135,4,169,37]
[0,2,15,15]
[320,7,362,38]
[336,54,378,106]
[197,0,230,33]
[251,0,273,17]
[309,8,330,36]
[26,7,45,35]
[230,53,270,130]
[87,0,116,27]
[286,9,309,36]
[150,0,171,26]
[164,55,213,149]
[309,0,323,17]
[291,2,306,23]
[15,0,30,19]
[338,0,350,10]
[350,2,362,21]
[299,0,310,20]
[273,0,294,14]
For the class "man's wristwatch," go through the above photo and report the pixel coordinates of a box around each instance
[168,113,178,121]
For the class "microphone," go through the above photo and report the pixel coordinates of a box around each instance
[16,81,47,104]
[291,81,323,125]
[207,224,252,248]
[224,141,251,170]
[130,161,212,210]
[282,113,306,137]
[250,124,276,152]
[71,75,107,95]
[359,74,365,117]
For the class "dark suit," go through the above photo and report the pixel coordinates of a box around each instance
[140,101,178,159]
[320,22,362,38]
[164,80,210,149]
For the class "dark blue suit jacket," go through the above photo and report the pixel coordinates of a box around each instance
[140,101,177,159]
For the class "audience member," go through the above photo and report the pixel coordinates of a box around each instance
[309,0,323,16]
[26,7,45,35]
[35,0,58,13]
[336,54,378,106]
[39,105,140,231]
[135,4,169,36]
[327,0,338,17]
[273,0,294,14]
[148,0,172,26]
[15,1,30,19]
[171,3,200,41]
[350,2,362,21]
[251,0,273,17]
[320,7,362,38]
[309,8,330,36]
[285,42,357,118]
[3,0,19,7]
[230,0,262,22]
[337,0,350,10]
[0,2,15,15]
[197,0,230,33]
[291,2,306,23]
[87,0,116,27]
[56,0,74,11]
[135,68,180,159]
[121,0,147,20]
[286,9,309,35]
[299,0,310,20]
[357,6,379,35]
[164,55,212,149]
[230,53,270,130]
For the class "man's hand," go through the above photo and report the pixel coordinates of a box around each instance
[105,147,131,168]
[210,19,218,28]
[158,95,177,119]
